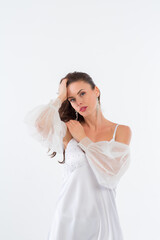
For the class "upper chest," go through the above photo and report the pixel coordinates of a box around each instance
[82,123,117,142]
[63,122,117,150]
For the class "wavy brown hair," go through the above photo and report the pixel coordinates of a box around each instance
[47,71,101,164]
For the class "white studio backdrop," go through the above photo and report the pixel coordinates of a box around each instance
[0,0,160,239]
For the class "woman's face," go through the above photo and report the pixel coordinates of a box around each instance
[67,80,100,116]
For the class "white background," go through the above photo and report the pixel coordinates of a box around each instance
[0,0,160,239]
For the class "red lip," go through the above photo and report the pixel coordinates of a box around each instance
[80,106,87,111]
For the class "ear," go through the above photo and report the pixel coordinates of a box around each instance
[95,86,100,97]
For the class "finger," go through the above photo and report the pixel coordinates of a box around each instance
[70,120,76,124]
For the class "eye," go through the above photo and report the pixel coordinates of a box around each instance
[80,92,85,97]
[70,92,85,102]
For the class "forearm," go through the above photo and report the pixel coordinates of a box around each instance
[58,95,66,103]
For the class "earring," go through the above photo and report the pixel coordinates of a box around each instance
[96,97,99,115]
[75,110,78,121]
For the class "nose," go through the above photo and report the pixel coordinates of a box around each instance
[76,99,83,109]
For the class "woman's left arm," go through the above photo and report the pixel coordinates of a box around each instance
[77,127,132,190]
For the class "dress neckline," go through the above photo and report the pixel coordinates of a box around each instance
[64,123,119,151]
[64,137,114,151]
[64,134,130,151]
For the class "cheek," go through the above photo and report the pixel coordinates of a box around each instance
[89,96,96,106]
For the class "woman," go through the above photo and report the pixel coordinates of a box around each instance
[24,71,132,240]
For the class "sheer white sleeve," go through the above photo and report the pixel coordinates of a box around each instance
[77,137,131,189]
[23,97,67,154]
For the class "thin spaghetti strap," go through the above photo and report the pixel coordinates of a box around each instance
[112,124,119,140]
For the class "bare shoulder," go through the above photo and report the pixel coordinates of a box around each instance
[115,124,132,146]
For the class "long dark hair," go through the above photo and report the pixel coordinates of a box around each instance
[47,71,101,164]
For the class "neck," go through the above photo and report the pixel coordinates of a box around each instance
[83,107,107,132]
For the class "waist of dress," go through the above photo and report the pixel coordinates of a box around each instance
[64,159,88,171]
[62,159,88,180]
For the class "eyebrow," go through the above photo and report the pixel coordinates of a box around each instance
[67,89,85,99]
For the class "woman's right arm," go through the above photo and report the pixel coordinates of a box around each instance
[34,95,65,138]
[24,79,68,154]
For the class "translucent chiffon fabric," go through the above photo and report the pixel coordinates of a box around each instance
[24,96,67,154]
[24,96,131,190]
[77,136,131,189]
